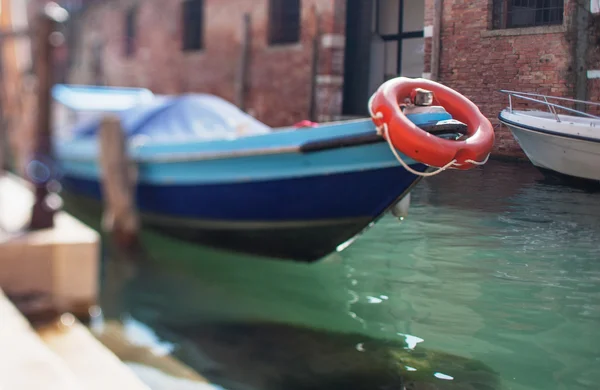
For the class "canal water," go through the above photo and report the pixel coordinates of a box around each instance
[87,160,600,390]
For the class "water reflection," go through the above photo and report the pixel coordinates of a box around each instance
[90,159,600,390]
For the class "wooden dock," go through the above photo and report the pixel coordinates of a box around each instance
[0,288,152,389]
[0,173,216,389]
[0,3,216,386]
[0,173,99,322]
[0,292,218,389]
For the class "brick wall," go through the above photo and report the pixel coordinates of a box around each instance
[422,0,591,158]
[67,0,343,127]
[28,0,600,159]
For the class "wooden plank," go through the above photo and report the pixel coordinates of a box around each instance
[95,320,208,383]
[0,290,83,390]
[124,363,221,390]
[38,316,151,390]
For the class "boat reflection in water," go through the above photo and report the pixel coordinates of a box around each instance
[94,231,500,390]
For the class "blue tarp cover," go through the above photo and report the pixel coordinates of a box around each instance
[70,94,273,141]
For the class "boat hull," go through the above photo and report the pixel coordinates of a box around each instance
[499,111,600,184]
[60,161,427,262]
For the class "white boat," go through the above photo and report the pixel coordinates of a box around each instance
[498,90,600,185]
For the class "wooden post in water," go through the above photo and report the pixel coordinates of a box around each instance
[28,3,68,230]
[98,115,139,249]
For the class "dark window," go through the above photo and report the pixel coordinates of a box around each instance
[268,0,301,45]
[492,0,564,29]
[183,0,204,51]
[124,7,136,57]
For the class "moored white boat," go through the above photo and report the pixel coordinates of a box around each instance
[498,90,600,185]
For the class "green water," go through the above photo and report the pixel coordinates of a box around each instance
[94,160,600,390]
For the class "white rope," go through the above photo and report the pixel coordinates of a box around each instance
[382,122,457,177]
[465,153,491,166]
[368,94,489,177]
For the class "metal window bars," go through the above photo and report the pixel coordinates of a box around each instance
[492,0,564,29]
[499,90,600,122]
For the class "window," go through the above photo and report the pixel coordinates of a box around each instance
[372,0,425,79]
[124,7,137,57]
[268,0,301,45]
[183,0,204,51]
[492,0,564,29]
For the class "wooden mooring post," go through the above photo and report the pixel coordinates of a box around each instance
[98,115,139,249]
[26,3,69,231]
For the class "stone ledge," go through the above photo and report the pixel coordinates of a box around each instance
[588,70,600,79]
[424,25,433,38]
[316,75,344,86]
[321,34,345,48]
[480,24,566,37]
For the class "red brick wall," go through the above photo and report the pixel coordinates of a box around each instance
[422,0,586,158]
[33,0,600,159]
[68,0,341,127]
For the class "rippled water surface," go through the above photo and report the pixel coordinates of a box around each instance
[92,160,600,390]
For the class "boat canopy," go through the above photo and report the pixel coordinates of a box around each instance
[67,93,274,142]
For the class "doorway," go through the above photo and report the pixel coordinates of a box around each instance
[342,0,425,116]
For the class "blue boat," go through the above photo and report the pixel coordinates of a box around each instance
[50,83,469,262]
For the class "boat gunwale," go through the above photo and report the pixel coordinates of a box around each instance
[56,128,461,165]
[498,89,600,120]
[498,111,600,145]
[56,138,381,164]
[56,131,398,164]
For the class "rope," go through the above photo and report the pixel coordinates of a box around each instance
[464,153,491,166]
[382,122,457,177]
[368,94,489,177]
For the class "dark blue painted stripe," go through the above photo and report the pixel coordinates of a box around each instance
[498,113,600,144]
[61,164,425,221]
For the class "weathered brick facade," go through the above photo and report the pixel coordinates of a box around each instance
[423,0,600,157]
[62,0,346,127]
[26,0,600,158]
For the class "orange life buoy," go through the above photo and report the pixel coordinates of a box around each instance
[369,77,495,170]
